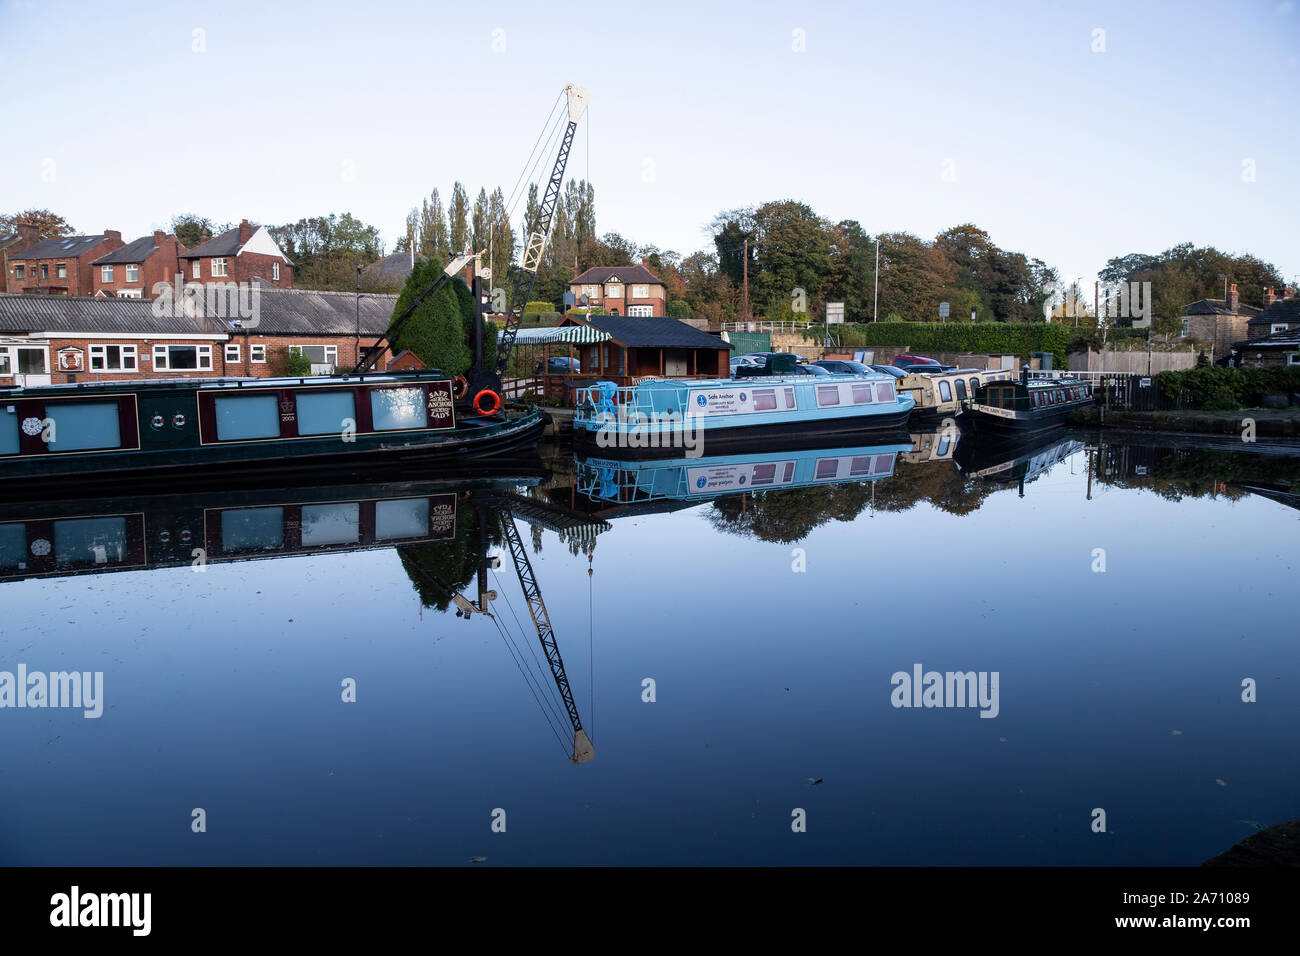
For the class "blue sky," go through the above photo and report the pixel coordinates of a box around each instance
[1,0,1296,291]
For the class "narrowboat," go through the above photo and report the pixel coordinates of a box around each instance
[895,368,1014,420]
[963,372,1093,436]
[574,440,911,513]
[572,371,914,459]
[0,370,545,491]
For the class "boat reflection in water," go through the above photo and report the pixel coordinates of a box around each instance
[953,430,1086,496]
[0,461,606,766]
[574,439,914,513]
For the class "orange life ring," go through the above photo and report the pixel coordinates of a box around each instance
[472,389,501,416]
[452,375,469,399]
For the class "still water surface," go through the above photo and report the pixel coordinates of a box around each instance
[1,431,1297,865]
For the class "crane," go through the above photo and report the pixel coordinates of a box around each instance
[356,83,590,412]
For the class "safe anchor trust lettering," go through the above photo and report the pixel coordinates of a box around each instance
[0,664,104,718]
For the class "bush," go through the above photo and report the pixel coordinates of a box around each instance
[1157,365,1300,409]
[271,347,314,376]
[667,298,691,320]
[524,300,554,315]
[821,321,1071,370]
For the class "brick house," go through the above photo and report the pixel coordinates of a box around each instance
[1244,287,1298,340]
[1180,283,1262,363]
[0,286,397,386]
[90,231,189,299]
[179,219,294,288]
[0,221,40,293]
[7,231,125,296]
[569,261,666,316]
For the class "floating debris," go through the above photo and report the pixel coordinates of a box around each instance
[1240,820,1265,830]
[1215,779,1227,787]
[469,856,487,864]
[1170,730,1183,736]
[807,777,823,786]
[999,737,1007,743]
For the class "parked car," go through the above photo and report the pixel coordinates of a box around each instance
[537,356,580,375]
[796,363,831,376]
[813,359,872,375]
[869,364,907,379]
[891,354,944,370]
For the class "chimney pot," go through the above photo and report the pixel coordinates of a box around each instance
[1263,287,1277,308]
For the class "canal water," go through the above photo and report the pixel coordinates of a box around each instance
[1,431,1297,865]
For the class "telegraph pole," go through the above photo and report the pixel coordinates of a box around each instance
[742,237,750,324]
[873,237,880,322]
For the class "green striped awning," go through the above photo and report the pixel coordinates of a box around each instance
[506,325,612,345]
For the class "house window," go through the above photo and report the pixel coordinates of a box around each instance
[1288,353,1300,366]
[1271,323,1288,333]
[89,344,138,372]
[606,284,622,298]
[40,264,49,279]
[212,258,228,277]
[13,265,23,280]
[250,344,266,363]
[272,261,280,281]
[628,305,653,317]
[192,260,200,279]
[153,344,213,371]
[56,263,67,279]
[125,264,139,282]
[290,344,338,368]
[631,285,649,298]
[116,289,142,299]
[101,266,113,282]
[582,285,599,298]
[225,343,241,364]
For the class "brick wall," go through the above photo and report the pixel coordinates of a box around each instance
[92,234,188,298]
[9,232,125,295]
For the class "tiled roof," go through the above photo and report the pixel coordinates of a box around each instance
[363,252,421,283]
[92,235,164,265]
[566,315,730,350]
[1247,298,1300,326]
[180,226,246,258]
[1182,298,1262,317]
[572,264,663,286]
[0,286,398,337]
[0,294,221,335]
[11,235,114,260]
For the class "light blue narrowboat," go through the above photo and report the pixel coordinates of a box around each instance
[573,373,914,458]
[575,441,913,507]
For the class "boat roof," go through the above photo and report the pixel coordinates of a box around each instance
[0,369,448,397]
[633,372,895,389]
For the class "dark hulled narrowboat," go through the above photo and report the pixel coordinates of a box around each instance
[0,370,544,491]
[964,372,1093,436]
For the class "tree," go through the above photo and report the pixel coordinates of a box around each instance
[1,209,75,239]
[471,187,489,254]
[270,212,385,291]
[389,255,474,376]
[419,188,449,262]
[170,213,228,248]
[447,183,470,254]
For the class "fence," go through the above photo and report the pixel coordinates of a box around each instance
[1068,347,1196,375]
[1027,369,1161,410]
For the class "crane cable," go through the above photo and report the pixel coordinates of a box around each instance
[486,602,569,757]
[490,564,571,743]
[503,89,564,221]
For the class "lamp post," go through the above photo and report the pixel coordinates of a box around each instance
[873,236,880,323]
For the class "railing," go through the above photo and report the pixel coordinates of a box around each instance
[573,382,685,426]
[720,320,814,334]
[1026,369,1111,385]
[500,376,543,400]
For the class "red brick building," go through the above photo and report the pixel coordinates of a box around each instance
[90,231,189,299]
[569,261,667,316]
[6,231,125,296]
[179,219,294,288]
[0,286,397,386]
[0,222,41,293]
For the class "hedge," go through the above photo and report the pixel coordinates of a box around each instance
[524,301,554,314]
[820,321,1071,370]
[1157,365,1300,410]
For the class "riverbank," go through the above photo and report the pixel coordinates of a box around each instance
[1072,406,1300,439]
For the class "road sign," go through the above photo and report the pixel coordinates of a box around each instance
[826,302,845,325]
[939,301,950,318]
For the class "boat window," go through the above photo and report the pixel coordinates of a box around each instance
[751,463,779,486]
[955,380,967,400]
[851,383,874,403]
[301,503,360,547]
[0,523,27,568]
[370,387,428,430]
[816,385,841,407]
[850,456,874,477]
[53,517,127,567]
[937,435,951,455]
[783,388,796,409]
[873,454,893,472]
[296,390,356,436]
[969,377,979,394]
[939,380,953,402]
[214,395,281,441]
[1,407,19,455]
[815,458,841,479]
[375,498,430,540]
[220,507,285,552]
[987,389,1002,408]
[875,383,895,403]
[46,402,122,452]
[751,389,778,412]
